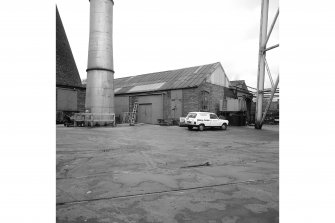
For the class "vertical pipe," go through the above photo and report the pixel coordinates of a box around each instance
[255,0,269,129]
[85,0,115,114]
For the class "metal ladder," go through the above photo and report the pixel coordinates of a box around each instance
[129,102,138,126]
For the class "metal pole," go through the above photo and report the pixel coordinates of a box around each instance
[260,75,279,125]
[265,9,279,46]
[255,0,269,129]
[264,44,279,52]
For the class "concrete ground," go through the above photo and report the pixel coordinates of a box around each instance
[56,124,279,223]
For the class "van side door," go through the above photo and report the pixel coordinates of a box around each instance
[202,114,211,126]
[210,114,219,127]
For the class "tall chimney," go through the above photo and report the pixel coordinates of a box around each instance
[85,0,114,114]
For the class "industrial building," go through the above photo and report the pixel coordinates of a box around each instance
[56,5,252,126]
[114,62,253,125]
[228,80,253,125]
[56,7,85,123]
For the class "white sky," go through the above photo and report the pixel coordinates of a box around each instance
[56,0,279,89]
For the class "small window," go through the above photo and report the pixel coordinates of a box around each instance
[210,114,218,119]
[200,91,209,111]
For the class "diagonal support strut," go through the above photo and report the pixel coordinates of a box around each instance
[263,55,274,88]
[265,9,279,46]
[260,75,279,125]
[264,44,279,52]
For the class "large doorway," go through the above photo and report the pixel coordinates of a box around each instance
[136,95,163,124]
[138,103,152,124]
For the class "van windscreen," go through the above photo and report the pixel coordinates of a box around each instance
[187,113,197,118]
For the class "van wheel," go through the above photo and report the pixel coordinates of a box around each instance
[198,124,205,131]
[221,123,227,130]
[187,126,193,130]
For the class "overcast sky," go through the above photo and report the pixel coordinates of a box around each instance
[56,0,279,89]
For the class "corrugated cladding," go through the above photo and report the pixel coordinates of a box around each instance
[114,62,220,94]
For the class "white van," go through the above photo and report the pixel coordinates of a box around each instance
[185,112,229,131]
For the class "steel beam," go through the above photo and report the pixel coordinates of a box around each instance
[255,0,269,129]
[246,85,258,91]
[265,9,279,46]
[263,55,274,88]
[260,75,279,125]
[264,44,279,52]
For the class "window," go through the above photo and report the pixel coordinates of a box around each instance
[187,113,197,118]
[210,114,218,119]
[200,91,209,111]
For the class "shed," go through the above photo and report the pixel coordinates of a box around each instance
[114,62,240,125]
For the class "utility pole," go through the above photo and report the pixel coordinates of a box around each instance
[255,0,279,129]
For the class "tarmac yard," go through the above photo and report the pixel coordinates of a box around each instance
[56,124,279,223]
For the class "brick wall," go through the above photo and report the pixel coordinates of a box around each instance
[182,82,227,116]
[199,82,225,114]
[163,91,171,120]
[77,89,86,112]
[182,87,200,117]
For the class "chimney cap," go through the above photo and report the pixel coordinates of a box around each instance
[88,0,114,5]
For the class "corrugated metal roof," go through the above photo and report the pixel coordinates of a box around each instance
[230,80,248,91]
[114,62,220,94]
[128,82,165,93]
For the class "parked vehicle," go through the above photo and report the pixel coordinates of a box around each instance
[185,112,229,131]
[179,117,187,127]
[274,116,279,124]
[63,114,74,127]
[63,114,84,127]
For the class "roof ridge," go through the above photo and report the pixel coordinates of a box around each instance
[114,62,222,94]
[114,62,220,80]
